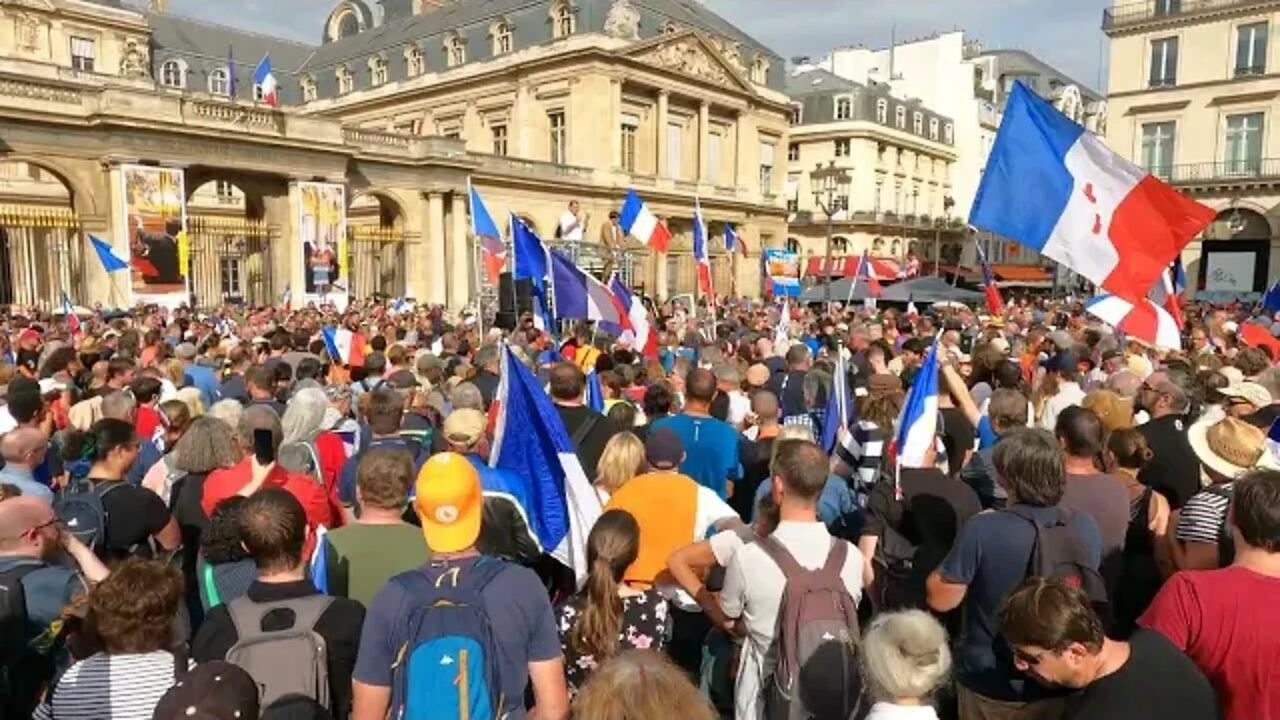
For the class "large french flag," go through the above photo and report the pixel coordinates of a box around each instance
[512,214,553,330]
[693,197,713,297]
[1085,294,1182,350]
[469,181,506,285]
[619,190,672,252]
[892,339,941,469]
[321,326,367,367]
[491,346,602,579]
[549,250,625,325]
[970,82,1214,302]
[610,276,657,359]
[253,55,278,107]
[975,242,1004,315]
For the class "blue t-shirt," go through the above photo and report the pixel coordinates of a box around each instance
[183,364,222,412]
[976,416,998,450]
[937,504,1101,701]
[353,559,562,720]
[652,414,741,499]
[754,473,860,531]
[127,438,164,486]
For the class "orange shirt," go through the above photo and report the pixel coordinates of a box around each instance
[606,471,699,586]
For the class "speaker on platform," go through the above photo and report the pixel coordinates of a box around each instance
[496,272,534,330]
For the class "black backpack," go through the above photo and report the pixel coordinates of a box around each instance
[54,479,127,554]
[1008,506,1108,610]
[0,560,54,719]
[1205,484,1236,568]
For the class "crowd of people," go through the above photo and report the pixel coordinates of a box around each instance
[1,293,1279,720]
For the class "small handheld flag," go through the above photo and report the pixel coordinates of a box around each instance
[90,235,129,273]
[976,243,1004,315]
[854,250,882,298]
[892,338,941,470]
[724,224,739,253]
[820,353,856,454]
[62,292,82,337]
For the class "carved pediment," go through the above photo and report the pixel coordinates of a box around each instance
[626,31,753,93]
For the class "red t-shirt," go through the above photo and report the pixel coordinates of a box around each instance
[1139,566,1280,720]
[312,431,348,524]
[201,457,339,532]
[135,405,162,444]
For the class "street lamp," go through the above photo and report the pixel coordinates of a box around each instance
[811,161,852,309]
[935,195,955,276]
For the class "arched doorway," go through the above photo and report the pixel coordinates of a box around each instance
[347,192,406,300]
[1199,206,1272,295]
[187,177,274,308]
[0,160,83,309]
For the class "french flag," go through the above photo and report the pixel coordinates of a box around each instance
[62,292,81,338]
[1266,419,1280,470]
[892,338,941,470]
[549,250,625,326]
[1147,258,1186,330]
[724,223,739,253]
[512,214,553,331]
[975,242,1004,315]
[854,249,882,297]
[610,276,657,360]
[906,296,919,320]
[321,326,367,367]
[619,189,672,252]
[253,55,278,108]
[586,370,605,413]
[1085,294,1182,350]
[469,181,506,285]
[281,284,292,311]
[693,197,713,297]
[970,81,1215,303]
[1261,280,1280,315]
[820,353,856,454]
[491,346,602,579]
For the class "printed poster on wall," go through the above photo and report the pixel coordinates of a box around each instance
[298,182,347,308]
[1204,251,1257,293]
[763,248,801,297]
[120,165,188,308]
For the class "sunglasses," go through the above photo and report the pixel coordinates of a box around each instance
[26,518,59,537]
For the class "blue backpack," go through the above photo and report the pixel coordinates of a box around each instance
[389,558,508,720]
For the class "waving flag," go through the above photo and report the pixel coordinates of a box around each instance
[693,197,713,297]
[549,251,625,325]
[975,242,1004,315]
[724,223,739,253]
[906,296,919,319]
[62,293,82,338]
[281,284,292,311]
[1148,259,1186,330]
[1086,294,1181,350]
[491,346,602,578]
[1267,419,1280,469]
[854,249,882,297]
[610,276,657,360]
[309,526,329,594]
[90,235,129,273]
[1262,281,1280,315]
[820,353,856,454]
[469,181,506,285]
[892,338,941,470]
[321,326,367,366]
[512,214,553,330]
[970,81,1214,302]
[775,299,791,349]
[227,45,238,99]
[253,55,278,107]
[586,370,605,413]
[619,190,672,252]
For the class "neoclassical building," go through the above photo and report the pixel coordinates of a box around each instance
[0,0,790,309]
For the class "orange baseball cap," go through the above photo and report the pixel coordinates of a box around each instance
[413,452,483,553]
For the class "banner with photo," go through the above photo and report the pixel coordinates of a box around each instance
[763,248,800,297]
[298,182,347,308]
[120,165,188,307]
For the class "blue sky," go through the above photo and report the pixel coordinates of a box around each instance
[162,0,1112,91]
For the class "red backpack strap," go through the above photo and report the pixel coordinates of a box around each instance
[757,535,808,582]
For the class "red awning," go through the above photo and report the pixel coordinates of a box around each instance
[804,256,902,280]
[990,264,1053,283]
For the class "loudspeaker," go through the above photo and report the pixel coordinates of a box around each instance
[498,272,534,316]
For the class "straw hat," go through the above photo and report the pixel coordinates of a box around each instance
[1188,417,1265,479]
[1081,390,1134,434]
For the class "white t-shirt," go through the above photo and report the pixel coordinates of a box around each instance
[720,521,864,720]
[558,210,585,242]
[1039,380,1086,431]
[727,390,751,428]
[0,405,15,434]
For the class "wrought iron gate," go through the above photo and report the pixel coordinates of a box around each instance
[0,206,83,310]
[188,216,275,308]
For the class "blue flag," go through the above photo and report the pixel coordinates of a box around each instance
[820,354,856,454]
[1262,281,1280,314]
[90,235,129,273]
[512,215,554,330]
[490,346,602,579]
[586,370,605,413]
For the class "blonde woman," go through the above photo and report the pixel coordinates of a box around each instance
[862,610,952,720]
[571,650,715,720]
[595,431,645,504]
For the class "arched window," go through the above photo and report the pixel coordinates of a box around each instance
[493,20,513,55]
[208,68,229,96]
[751,55,769,84]
[929,118,939,140]
[835,96,853,120]
[405,46,424,77]
[895,105,906,129]
[785,238,801,253]
[337,12,360,39]
[944,122,954,143]
[832,236,849,254]
[160,59,185,88]
[337,65,354,94]
[876,98,888,123]
[661,21,680,36]
[369,55,388,86]
[445,33,466,67]
[552,2,576,38]
[301,75,317,102]
[913,112,923,134]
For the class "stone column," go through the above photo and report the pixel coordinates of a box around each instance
[262,181,300,306]
[610,78,623,169]
[656,90,670,178]
[698,100,711,183]
[448,192,469,310]
[654,245,668,302]
[734,110,748,188]
[403,192,429,302]
[426,192,447,306]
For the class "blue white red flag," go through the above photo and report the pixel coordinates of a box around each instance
[61,293,81,338]
[820,353,856,454]
[253,55,278,107]
[854,249,882,297]
[693,197,713,297]
[321,326,367,366]
[1262,281,1280,315]
[906,296,919,319]
[1147,258,1186,330]
[970,81,1214,302]
[892,339,940,470]
[491,346,602,578]
[549,250,625,326]
[586,370,605,413]
[512,214,553,330]
[975,242,1004,315]
[609,276,657,360]
[89,235,129,273]
[1086,294,1182,350]
[281,284,292,311]
[469,181,506,285]
[724,223,739,253]
[619,190,672,252]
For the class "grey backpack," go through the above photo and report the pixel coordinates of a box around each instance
[224,595,333,712]
[757,536,867,720]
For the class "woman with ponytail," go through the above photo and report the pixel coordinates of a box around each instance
[62,418,181,562]
[557,509,668,696]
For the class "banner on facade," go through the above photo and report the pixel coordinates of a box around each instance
[763,248,800,297]
[298,182,347,308]
[120,165,188,308]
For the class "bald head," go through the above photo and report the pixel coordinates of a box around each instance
[0,496,56,549]
[751,390,779,426]
[1106,370,1142,400]
[0,427,48,467]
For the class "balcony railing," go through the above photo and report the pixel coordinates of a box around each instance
[1104,0,1277,30]
[1152,158,1280,184]
[791,209,967,230]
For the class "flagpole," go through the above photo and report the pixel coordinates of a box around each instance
[845,254,861,306]
[474,234,485,340]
